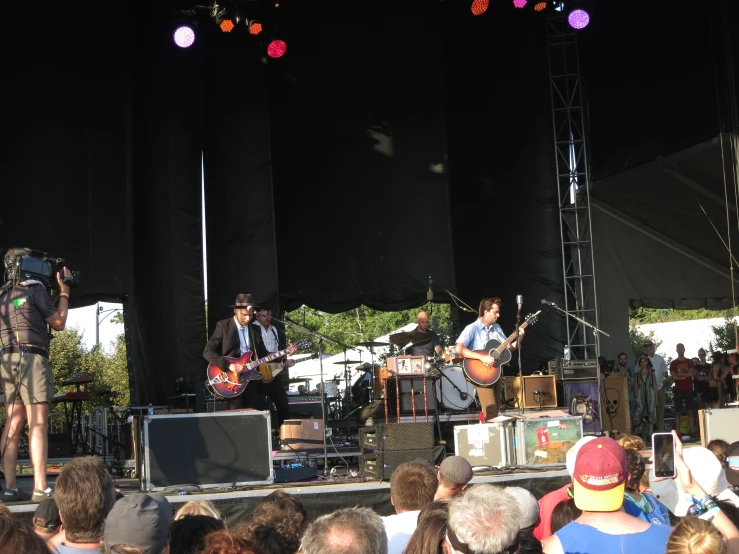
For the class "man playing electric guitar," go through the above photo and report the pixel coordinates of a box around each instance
[203,293,267,411]
[455,297,524,421]
[254,308,292,426]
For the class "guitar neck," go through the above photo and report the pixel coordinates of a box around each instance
[247,348,292,369]
[496,321,530,351]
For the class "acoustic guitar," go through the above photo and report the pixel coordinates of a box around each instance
[258,352,318,383]
[206,339,313,399]
[462,311,541,386]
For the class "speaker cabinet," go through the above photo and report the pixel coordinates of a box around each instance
[143,411,273,490]
[522,375,557,408]
[359,422,435,451]
[48,433,73,458]
[360,448,436,480]
[384,377,437,415]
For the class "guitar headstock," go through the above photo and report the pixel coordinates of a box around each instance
[524,310,542,325]
[295,339,313,351]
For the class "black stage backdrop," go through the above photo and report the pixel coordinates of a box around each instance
[203,30,281,324]
[128,8,208,404]
[445,2,567,370]
[268,1,456,314]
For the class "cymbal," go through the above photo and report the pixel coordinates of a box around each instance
[356,340,390,348]
[388,331,431,347]
[287,377,313,383]
[333,360,363,365]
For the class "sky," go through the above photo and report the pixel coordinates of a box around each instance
[66,301,124,353]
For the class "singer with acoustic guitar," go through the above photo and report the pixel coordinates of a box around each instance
[455,297,524,421]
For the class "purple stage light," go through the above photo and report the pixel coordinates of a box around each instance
[568,9,590,29]
[174,26,195,48]
[513,0,527,7]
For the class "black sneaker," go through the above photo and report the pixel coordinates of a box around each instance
[2,488,31,502]
[31,488,53,503]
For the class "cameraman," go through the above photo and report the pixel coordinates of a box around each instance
[0,249,70,503]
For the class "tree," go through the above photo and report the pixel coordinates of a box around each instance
[629,325,661,362]
[710,317,739,353]
[285,304,454,356]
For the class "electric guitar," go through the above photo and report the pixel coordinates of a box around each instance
[462,311,541,386]
[206,339,313,399]
[258,352,319,383]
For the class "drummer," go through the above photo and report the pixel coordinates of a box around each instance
[406,311,443,358]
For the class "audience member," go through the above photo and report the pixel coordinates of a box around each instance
[727,441,739,493]
[434,456,473,500]
[669,343,696,436]
[533,436,596,540]
[32,497,62,541]
[382,462,437,554]
[666,517,726,554]
[200,530,255,554]
[402,499,450,554]
[53,456,117,553]
[447,484,521,554]
[232,489,307,554]
[300,506,388,554]
[103,492,173,554]
[708,439,730,468]
[622,448,669,525]
[694,348,712,410]
[173,500,225,524]
[505,487,540,531]
[616,433,646,452]
[0,517,49,554]
[542,437,671,554]
[0,504,10,518]
[643,340,669,432]
[549,499,581,535]
[169,515,225,554]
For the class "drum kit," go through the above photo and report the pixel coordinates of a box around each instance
[316,331,479,418]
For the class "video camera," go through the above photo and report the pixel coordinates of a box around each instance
[3,247,80,290]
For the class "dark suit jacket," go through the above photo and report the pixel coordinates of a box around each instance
[203,317,269,371]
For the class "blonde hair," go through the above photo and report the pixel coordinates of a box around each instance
[667,517,726,554]
[617,434,646,452]
[174,500,225,523]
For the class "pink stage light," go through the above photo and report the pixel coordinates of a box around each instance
[471,0,489,15]
[174,26,195,48]
[568,9,590,29]
[513,0,527,8]
[267,39,287,58]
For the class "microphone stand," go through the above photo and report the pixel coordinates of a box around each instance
[541,300,610,435]
[516,305,524,414]
[277,314,356,476]
[443,289,477,314]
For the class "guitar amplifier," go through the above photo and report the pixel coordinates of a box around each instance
[386,356,426,375]
[359,422,435,452]
[287,395,324,419]
[560,360,599,381]
[360,448,436,480]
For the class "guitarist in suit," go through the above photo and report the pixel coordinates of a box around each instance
[455,297,523,421]
[254,308,293,426]
[203,293,267,411]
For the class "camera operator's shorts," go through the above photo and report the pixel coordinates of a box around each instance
[0,352,55,405]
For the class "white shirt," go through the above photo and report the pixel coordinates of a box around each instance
[234,316,252,355]
[382,510,420,554]
[649,354,668,390]
[255,321,280,353]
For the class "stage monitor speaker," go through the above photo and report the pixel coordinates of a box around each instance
[522,375,557,408]
[384,377,437,415]
[143,411,273,490]
[360,448,436,480]
[48,433,73,458]
[359,422,435,452]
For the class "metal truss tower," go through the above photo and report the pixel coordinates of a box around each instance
[546,16,600,362]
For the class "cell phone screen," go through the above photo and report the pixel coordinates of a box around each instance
[653,433,676,478]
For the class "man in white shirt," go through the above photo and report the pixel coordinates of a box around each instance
[254,309,293,426]
[382,462,437,554]
[644,340,669,432]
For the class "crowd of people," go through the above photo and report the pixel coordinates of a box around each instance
[608,341,739,440]
[0,432,738,554]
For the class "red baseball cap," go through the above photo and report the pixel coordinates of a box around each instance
[572,437,627,512]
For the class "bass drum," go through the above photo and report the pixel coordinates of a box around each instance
[435,365,476,411]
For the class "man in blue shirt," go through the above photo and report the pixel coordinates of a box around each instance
[455,297,522,421]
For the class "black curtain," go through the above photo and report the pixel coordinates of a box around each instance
[203,31,280,326]
[0,4,133,307]
[269,0,455,313]
[445,2,567,371]
[128,8,207,404]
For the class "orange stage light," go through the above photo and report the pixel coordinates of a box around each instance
[220,19,234,32]
[471,0,489,16]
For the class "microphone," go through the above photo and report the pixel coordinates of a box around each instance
[540,299,555,306]
[534,389,548,396]
[516,295,523,313]
[427,275,434,302]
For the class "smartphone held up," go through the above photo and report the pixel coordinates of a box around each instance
[652,432,677,479]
